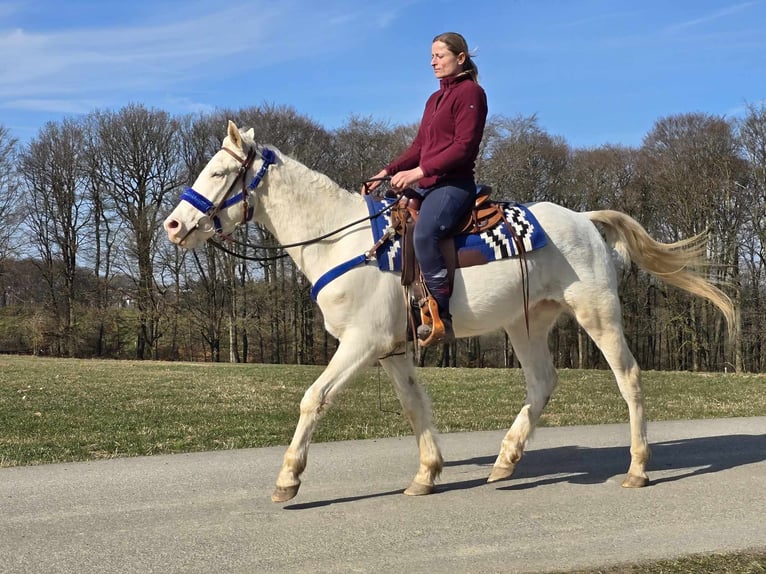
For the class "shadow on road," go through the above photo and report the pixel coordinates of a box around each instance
[444,433,766,492]
[286,433,764,508]
[284,488,404,510]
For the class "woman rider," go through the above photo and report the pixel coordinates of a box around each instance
[363,32,488,346]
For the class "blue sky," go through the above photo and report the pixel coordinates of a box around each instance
[1,0,764,148]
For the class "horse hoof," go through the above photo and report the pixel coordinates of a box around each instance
[487,465,514,483]
[271,484,301,502]
[404,481,434,496]
[621,474,650,488]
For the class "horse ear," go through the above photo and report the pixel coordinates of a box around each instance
[227,120,242,148]
[244,128,255,140]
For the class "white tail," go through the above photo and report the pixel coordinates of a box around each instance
[586,209,735,337]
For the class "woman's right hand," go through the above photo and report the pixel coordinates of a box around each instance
[360,169,389,195]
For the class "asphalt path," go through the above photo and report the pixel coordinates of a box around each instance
[2,417,764,574]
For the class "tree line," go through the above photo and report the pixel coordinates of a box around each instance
[1,101,765,372]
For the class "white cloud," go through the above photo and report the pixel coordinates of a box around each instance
[1,98,101,114]
[663,1,757,33]
[0,0,408,117]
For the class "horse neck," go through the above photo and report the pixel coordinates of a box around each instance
[254,154,370,283]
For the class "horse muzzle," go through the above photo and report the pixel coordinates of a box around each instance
[164,214,213,248]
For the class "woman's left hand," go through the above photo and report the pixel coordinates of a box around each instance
[390,167,424,191]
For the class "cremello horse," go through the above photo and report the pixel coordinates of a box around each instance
[164,121,735,503]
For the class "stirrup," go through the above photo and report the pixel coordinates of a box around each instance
[416,296,454,347]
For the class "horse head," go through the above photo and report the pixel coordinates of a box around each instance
[164,120,276,249]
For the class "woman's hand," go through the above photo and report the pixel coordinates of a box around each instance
[390,167,424,191]
[361,169,389,195]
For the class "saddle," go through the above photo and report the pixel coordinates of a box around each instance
[389,185,506,284]
[387,185,522,347]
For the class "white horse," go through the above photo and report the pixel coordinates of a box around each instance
[164,121,735,503]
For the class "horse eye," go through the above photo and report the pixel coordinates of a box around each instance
[211,171,226,178]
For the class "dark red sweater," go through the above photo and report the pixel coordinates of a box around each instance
[386,73,487,189]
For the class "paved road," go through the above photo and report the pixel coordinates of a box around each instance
[1,417,764,574]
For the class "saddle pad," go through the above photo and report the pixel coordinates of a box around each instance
[364,195,548,272]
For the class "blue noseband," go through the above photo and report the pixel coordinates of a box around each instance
[180,147,276,234]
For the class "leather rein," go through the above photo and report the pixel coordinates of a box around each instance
[179,151,393,261]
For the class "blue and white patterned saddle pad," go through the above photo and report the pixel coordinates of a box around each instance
[364,195,548,272]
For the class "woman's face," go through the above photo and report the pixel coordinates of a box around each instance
[431,41,464,79]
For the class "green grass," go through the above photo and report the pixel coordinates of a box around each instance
[1,355,764,467]
[562,549,766,573]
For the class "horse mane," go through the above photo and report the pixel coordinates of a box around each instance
[279,153,357,203]
[237,132,361,206]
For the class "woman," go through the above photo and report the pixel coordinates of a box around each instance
[363,32,488,346]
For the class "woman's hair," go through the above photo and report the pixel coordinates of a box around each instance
[433,32,479,83]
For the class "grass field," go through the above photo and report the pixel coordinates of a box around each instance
[559,550,766,573]
[1,355,765,572]
[1,355,764,467]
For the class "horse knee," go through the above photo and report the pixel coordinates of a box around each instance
[300,387,330,416]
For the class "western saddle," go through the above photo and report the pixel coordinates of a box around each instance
[387,185,514,348]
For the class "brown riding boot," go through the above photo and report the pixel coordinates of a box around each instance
[417,296,455,347]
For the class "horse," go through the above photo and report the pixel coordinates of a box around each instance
[164,120,735,503]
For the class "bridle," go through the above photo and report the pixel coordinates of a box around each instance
[175,148,396,270]
[178,145,276,243]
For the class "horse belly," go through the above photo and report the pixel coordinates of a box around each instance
[450,259,535,336]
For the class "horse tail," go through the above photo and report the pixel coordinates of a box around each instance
[585,209,735,337]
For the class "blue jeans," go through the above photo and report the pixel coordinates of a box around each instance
[413,180,475,317]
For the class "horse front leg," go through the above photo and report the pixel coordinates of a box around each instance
[272,339,378,503]
[380,351,443,495]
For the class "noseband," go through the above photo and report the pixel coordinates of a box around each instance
[180,145,276,235]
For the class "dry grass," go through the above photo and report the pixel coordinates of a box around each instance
[562,549,766,573]
[1,355,764,467]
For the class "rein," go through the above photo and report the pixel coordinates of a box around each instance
[212,198,395,252]
[182,155,395,265]
[206,198,396,264]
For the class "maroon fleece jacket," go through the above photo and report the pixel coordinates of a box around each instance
[385,73,487,189]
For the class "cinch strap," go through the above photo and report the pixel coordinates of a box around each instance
[310,254,368,301]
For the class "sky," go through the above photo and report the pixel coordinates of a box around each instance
[1,0,765,149]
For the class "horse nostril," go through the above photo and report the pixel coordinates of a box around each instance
[166,219,179,230]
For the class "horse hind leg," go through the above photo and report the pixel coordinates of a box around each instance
[380,352,443,495]
[572,292,650,488]
[489,300,563,483]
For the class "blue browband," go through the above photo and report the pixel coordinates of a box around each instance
[180,147,276,233]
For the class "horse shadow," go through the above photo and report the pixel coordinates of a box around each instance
[442,432,766,492]
[283,433,765,509]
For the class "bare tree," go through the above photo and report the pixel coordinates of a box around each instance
[638,113,744,371]
[78,114,122,357]
[232,105,334,364]
[90,104,183,359]
[17,120,90,356]
[331,115,416,190]
[736,103,766,372]
[0,125,19,262]
[480,114,570,203]
[567,145,640,367]
[0,125,19,328]
[184,245,227,361]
